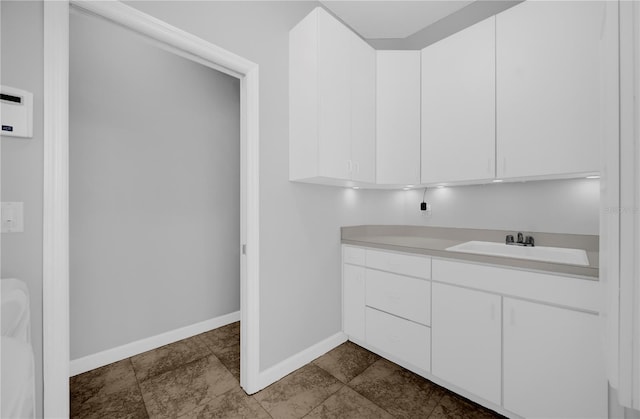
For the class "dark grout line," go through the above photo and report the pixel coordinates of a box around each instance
[311,360,346,384]
[344,357,383,386]
[423,393,447,419]
[128,358,152,419]
[299,383,347,419]
[252,394,275,419]
[214,349,241,385]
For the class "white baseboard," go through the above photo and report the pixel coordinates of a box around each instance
[70,311,240,377]
[256,332,347,391]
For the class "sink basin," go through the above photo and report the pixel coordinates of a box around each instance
[445,241,590,266]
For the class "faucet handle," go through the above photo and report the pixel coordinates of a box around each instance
[505,234,514,244]
[525,235,535,246]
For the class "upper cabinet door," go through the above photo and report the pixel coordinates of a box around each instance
[350,36,376,183]
[317,9,353,181]
[289,9,319,181]
[421,17,496,185]
[496,1,606,179]
[376,51,421,186]
[289,8,375,185]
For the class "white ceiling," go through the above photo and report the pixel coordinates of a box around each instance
[319,1,474,39]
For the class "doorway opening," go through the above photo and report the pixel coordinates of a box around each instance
[68,4,242,401]
[43,2,260,416]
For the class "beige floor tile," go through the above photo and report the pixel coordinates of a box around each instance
[428,394,502,419]
[304,385,393,419]
[178,387,271,419]
[348,359,446,419]
[70,359,148,419]
[253,363,343,419]
[131,335,212,382]
[216,342,241,382]
[139,354,238,418]
[199,321,240,354]
[313,342,380,383]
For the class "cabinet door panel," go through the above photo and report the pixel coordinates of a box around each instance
[377,51,421,185]
[431,283,501,405]
[343,264,365,341]
[366,307,430,372]
[350,36,376,183]
[289,11,319,181]
[503,298,607,419]
[496,1,605,178]
[421,17,496,184]
[317,10,352,180]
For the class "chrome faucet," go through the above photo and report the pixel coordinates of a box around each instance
[506,232,535,247]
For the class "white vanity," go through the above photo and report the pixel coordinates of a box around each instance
[342,227,605,419]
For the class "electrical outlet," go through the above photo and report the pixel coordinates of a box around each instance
[1,202,24,233]
[420,202,432,217]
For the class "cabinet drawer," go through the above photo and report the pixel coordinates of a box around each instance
[432,259,599,312]
[366,269,430,325]
[366,307,430,372]
[343,246,365,266]
[366,249,431,278]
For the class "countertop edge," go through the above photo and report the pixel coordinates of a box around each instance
[341,239,599,280]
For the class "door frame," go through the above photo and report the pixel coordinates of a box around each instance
[43,1,261,416]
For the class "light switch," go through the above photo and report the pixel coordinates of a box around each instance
[1,202,24,233]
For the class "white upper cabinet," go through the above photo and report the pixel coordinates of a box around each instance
[289,8,376,185]
[350,36,377,183]
[376,51,421,185]
[421,17,496,185]
[316,9,352,181]
[496,1,607,179]
[291,2,614,188]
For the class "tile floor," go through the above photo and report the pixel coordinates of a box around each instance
[70,322,502,418]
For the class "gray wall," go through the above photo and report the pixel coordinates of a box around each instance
[1,1,44,417]
[126,1,600,371]
[358,178,600,235]
[69,11,240,358]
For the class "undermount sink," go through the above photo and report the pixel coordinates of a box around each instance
[445,241,590,266]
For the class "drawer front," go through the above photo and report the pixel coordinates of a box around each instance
[366,307,431,372]
[343,246,366,266]
[366,269,430,325]
[432,259,599,312]
[366,249,431,278]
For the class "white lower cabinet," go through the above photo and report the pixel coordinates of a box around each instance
[342,246,605,418]
[431,283,502,406]
[342,263,365,342]
[365,307,431,372]
[503,297,607,419]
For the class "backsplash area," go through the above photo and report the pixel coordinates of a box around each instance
[343,178,599,236]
